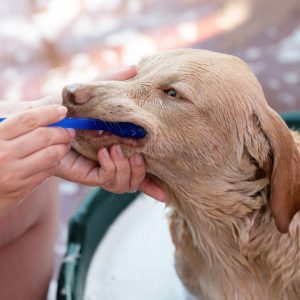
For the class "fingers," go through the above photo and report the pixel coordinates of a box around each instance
[97,145,131,193]
[96,145,166,201]
[109,145,131,192]
[97,145,146,194]
[97,148,117,185]
[19,144,70,177]
[32,93,63,106]
[0,95,62,118]
[139,177,167,202]
[0,105,68,140]
[10,127,75,158]
[94,65,137,82]
[55,150,99,184]
[96,145,167,200]
[128,154,146,192]
[56,142,167,202]
[0,101,37,117]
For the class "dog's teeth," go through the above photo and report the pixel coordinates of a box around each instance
[98,130,104,135]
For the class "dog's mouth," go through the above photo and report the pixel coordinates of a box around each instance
[76,127,146,147]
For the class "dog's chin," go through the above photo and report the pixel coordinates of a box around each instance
[72,129,146,161]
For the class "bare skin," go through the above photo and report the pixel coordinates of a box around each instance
[0,67,166,300]
[0,178,59,300]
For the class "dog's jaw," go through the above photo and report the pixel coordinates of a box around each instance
[70,129,147,161]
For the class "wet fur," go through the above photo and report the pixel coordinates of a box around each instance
[63,49,300,300]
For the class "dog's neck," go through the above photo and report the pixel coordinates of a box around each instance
[147,155,262,257]
[145,135,300,298]
[162,171,269,298]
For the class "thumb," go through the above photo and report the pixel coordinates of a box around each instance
[33,93,62,107]
[139,177,167,202]
[0,94,63,117]
[93,65,137,82]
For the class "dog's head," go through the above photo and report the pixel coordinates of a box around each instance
[63,49,300,233]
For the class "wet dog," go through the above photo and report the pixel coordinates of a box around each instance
[63,49,300,300]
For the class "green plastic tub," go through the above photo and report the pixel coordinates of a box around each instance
[56,111,300,300]
[57,189,139,300]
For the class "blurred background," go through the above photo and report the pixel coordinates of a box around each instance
[0,0,299,297]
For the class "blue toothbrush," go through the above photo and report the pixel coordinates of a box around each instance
[0,117,147,139]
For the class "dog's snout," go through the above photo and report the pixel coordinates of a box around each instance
[63,84,92,105]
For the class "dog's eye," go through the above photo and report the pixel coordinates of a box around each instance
[165,89,178,98]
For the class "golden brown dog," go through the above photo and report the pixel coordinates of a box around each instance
[63,49,300,300]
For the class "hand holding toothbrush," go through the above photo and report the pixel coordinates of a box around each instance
[0,104,73,212]
[0,67,166,213]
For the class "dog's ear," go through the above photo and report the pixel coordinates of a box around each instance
[257,109,300,233]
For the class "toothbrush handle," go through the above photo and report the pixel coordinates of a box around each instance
[50,119,146,138]
[0,117,146,139]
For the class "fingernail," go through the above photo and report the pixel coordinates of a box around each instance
[115,145,124,158]
[134,154,143,166]
[67,128,76,138]
[57,106,68,116]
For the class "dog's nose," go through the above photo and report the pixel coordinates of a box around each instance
[63,84,93,105]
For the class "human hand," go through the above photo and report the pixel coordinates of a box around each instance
[0,104,74,212]
[0,94,62,117]
[56,66,167,202]
[57,144,167,202]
